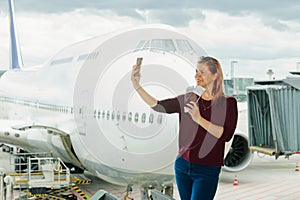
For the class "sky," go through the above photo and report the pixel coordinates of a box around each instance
[0,0,299,80]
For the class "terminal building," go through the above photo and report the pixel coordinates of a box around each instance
[224,77,254,102]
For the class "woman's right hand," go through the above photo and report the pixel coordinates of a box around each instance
[130,62,158,107]
[131,64,141,89]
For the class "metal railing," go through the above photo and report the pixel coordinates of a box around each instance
[8,152,70,199]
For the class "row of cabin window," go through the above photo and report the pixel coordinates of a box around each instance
[93,110,163,124]
[0,98,163,124]
[0,97,70,113]
[50,51,100,66]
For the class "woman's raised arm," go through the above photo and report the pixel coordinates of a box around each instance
[131,63,158,108]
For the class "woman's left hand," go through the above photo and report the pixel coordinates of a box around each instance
[186,101,200,124]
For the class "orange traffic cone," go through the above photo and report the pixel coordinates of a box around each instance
[233,175,238,186]
[295,163,299,172]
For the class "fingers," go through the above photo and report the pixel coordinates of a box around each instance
[131,65,141,83]
[185,101,198,109]
[132,64,141,70]
[132,69,141,80]
[132,65,141,74]
[186,101,199,115]
[132,64,138,71]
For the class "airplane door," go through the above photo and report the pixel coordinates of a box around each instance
[77,90,90,136]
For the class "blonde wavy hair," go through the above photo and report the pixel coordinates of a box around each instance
[198,56,224,104]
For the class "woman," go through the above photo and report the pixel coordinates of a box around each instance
[131,56,238,200]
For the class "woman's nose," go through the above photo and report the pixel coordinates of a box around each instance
[195,72,201,79]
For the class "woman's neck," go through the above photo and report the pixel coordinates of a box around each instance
[201,90,213,100]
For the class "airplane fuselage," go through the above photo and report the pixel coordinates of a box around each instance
[0,25,210,185]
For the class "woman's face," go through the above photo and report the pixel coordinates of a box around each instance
[195,63,217,88]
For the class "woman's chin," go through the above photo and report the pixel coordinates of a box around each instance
[197,82,205,87]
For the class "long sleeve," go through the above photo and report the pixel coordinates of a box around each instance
[219,97,238,142]
[151,96,182,114]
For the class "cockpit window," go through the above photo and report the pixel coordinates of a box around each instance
[135,39,194,53]
[136,40,146,49]
[151,39,175,52]
[144,40,150,49]
[136,40,150,50]
[176,39,193,52]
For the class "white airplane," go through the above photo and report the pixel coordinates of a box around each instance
[0,0,252,197]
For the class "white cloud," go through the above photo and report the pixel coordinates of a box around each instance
[0,8,299,81]
[0,9,141,68]
[177,10,300,80]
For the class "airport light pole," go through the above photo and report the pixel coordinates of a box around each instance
[231,61,238,95]
[267,69,274,80]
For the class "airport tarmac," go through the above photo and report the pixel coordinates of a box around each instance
[1,150,300,200]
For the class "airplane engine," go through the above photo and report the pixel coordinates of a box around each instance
[223,132,253,172]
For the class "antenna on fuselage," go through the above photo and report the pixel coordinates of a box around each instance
[8,0,24,70]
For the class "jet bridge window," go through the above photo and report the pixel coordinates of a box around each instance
[97,111,101,118]
[175,39,193,52]
[151,39,175,52]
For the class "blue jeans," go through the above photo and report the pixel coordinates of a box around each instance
[174,156,221,200]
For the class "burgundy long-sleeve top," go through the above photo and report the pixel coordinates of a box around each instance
[152,93,238,166]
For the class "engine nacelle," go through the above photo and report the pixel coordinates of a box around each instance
[223,132,253,172]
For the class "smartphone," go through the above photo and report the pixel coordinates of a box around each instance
[183,86,203,113]
[136,57,143,66]
[184,93,200,113]
[135,57,143,78]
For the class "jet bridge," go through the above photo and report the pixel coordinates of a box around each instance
[247,75,300,158]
